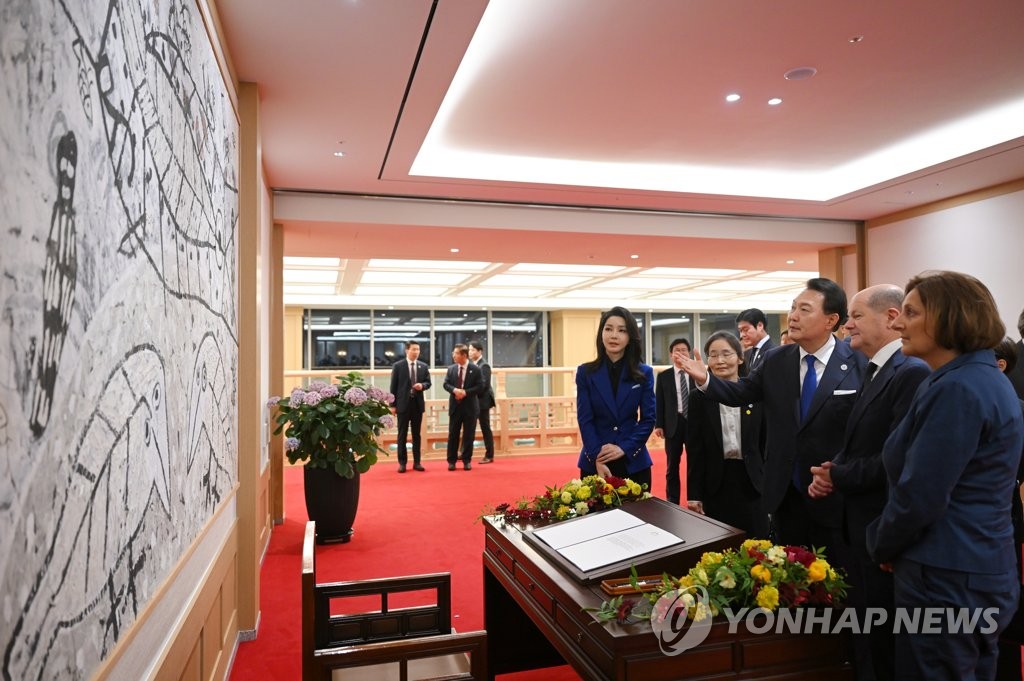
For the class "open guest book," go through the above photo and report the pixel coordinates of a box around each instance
[531,509,683,572]
[521,497,745,584]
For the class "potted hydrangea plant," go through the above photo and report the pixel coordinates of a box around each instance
[268,372,394,543]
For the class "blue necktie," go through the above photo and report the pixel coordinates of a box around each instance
[800,354,818,422]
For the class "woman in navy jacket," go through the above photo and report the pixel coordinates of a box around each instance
[576,306,656,488]
[866,271,1024,681]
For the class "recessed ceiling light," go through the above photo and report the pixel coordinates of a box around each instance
[768,98,783,106]
[630,254,639,259]
[725,93,741,103]
[784,67,817,81]
[333,151,346,157]
[786,259,795,264]
[450,248,460,253]
[849,35,864,43]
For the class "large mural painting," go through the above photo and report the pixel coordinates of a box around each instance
[0,0,238,678]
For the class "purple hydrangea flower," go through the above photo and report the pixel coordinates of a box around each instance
[285,437,300,451]
[290,388,307,403]
[319,384,339,398]
[266,396,280,407]
[367,386,387,401]
[378,414,395,428]
[344,387,368,406]
[308,380,329,392]
[304,391,323,406]
[384,391,395,405]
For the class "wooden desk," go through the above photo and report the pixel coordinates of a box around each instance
[483,499,854,681]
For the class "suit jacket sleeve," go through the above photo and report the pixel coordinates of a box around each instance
[463,364,485,397]
[419,364,431,391]
[655,370,667,429]
[831,361,930,493]
[389,363,401,398]
[615,366,656,457]
[442,367,456,394]
[576,366,601,465]
[686,390,708,501]
[866,378,985,562]
[704,366,766,407]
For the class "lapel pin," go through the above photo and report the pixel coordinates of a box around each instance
[840,364,848,371]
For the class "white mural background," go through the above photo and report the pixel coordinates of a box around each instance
[0,0,238,678]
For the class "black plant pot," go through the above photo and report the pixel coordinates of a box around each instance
[303,466,361,544]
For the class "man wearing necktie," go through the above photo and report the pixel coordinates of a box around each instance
[443,344,484,470]
[388,340,432,472]
[736,308,774,370]
[807,285,930,681]
[654,338,692,504]
[679,278,865,555]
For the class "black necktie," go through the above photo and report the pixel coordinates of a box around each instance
[677,370,689,418]
[865,361,878,382]
[458,365,464,388]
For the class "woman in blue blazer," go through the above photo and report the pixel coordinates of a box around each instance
[866,271,1024,680]
[576,306,656,488]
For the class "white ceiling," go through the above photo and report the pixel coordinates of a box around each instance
[214,0,1024,310]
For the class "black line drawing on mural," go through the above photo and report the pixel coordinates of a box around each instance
[186,332,232,509]
[61,0,238,342]
[3,345,170,681]
[28,130,78,439]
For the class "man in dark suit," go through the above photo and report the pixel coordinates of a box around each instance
[654,337,692,504]
[388,340,432,473]
[468,341,496,463]
[736,308,774,371]
[443,344,484,470]
[808,285,931,681]
[1008,308,1024,400]
[680,278,866,552]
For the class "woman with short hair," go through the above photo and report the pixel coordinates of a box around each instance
[866,271,1024,680]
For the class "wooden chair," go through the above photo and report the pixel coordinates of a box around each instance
[301,521,487,681]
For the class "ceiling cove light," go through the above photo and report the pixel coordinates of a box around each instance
[768,97,783,106]
[411,0,1024,201]
[725,93,741,102]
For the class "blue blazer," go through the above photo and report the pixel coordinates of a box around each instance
[576,362,656,476]
[829,349,930,551]
[704,338,866,526]
[866,349,1024,574]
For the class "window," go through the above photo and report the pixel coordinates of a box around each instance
[373,310,431,368]
[432,310,487,366]
[650,313,695,364]
[305,310,371,369]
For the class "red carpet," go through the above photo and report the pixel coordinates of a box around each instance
[229,451,677,680]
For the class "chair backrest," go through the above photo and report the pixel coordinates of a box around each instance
[301,521,487,681]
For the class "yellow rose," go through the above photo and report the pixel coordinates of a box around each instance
[678,575,695,588]
[576,486,591,500]
[750,564,773,583]
[756,585,780,611]
[555,505,571,519]
[741,539,772,552]
[628,481,641,495]
[617,485,629,496]
[602,494,613,505]
[808,559,828,582]
[560,491,573,504]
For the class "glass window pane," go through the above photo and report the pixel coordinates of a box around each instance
[492,311,543,368]
[698,313,740,354]
[306,310,371,369]
[433,310,488,366]
[650,313,695,365]
[373,310,431,368]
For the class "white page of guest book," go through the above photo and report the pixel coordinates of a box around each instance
[532,508,684,572]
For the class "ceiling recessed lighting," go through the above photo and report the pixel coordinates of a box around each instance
[784,67,817,81]
[725,93,741,102]
[630,254,639,259]
[450,248,460,253]
[786,259,795,264]
[768,98,783,106]
[849,35,864,43]
[332,151,346,157]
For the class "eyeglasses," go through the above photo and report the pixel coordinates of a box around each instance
[707,351,737,360]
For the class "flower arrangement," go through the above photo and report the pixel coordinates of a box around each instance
[268,372,395,478]
[589,539,848,625]
[485,474,651,524]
